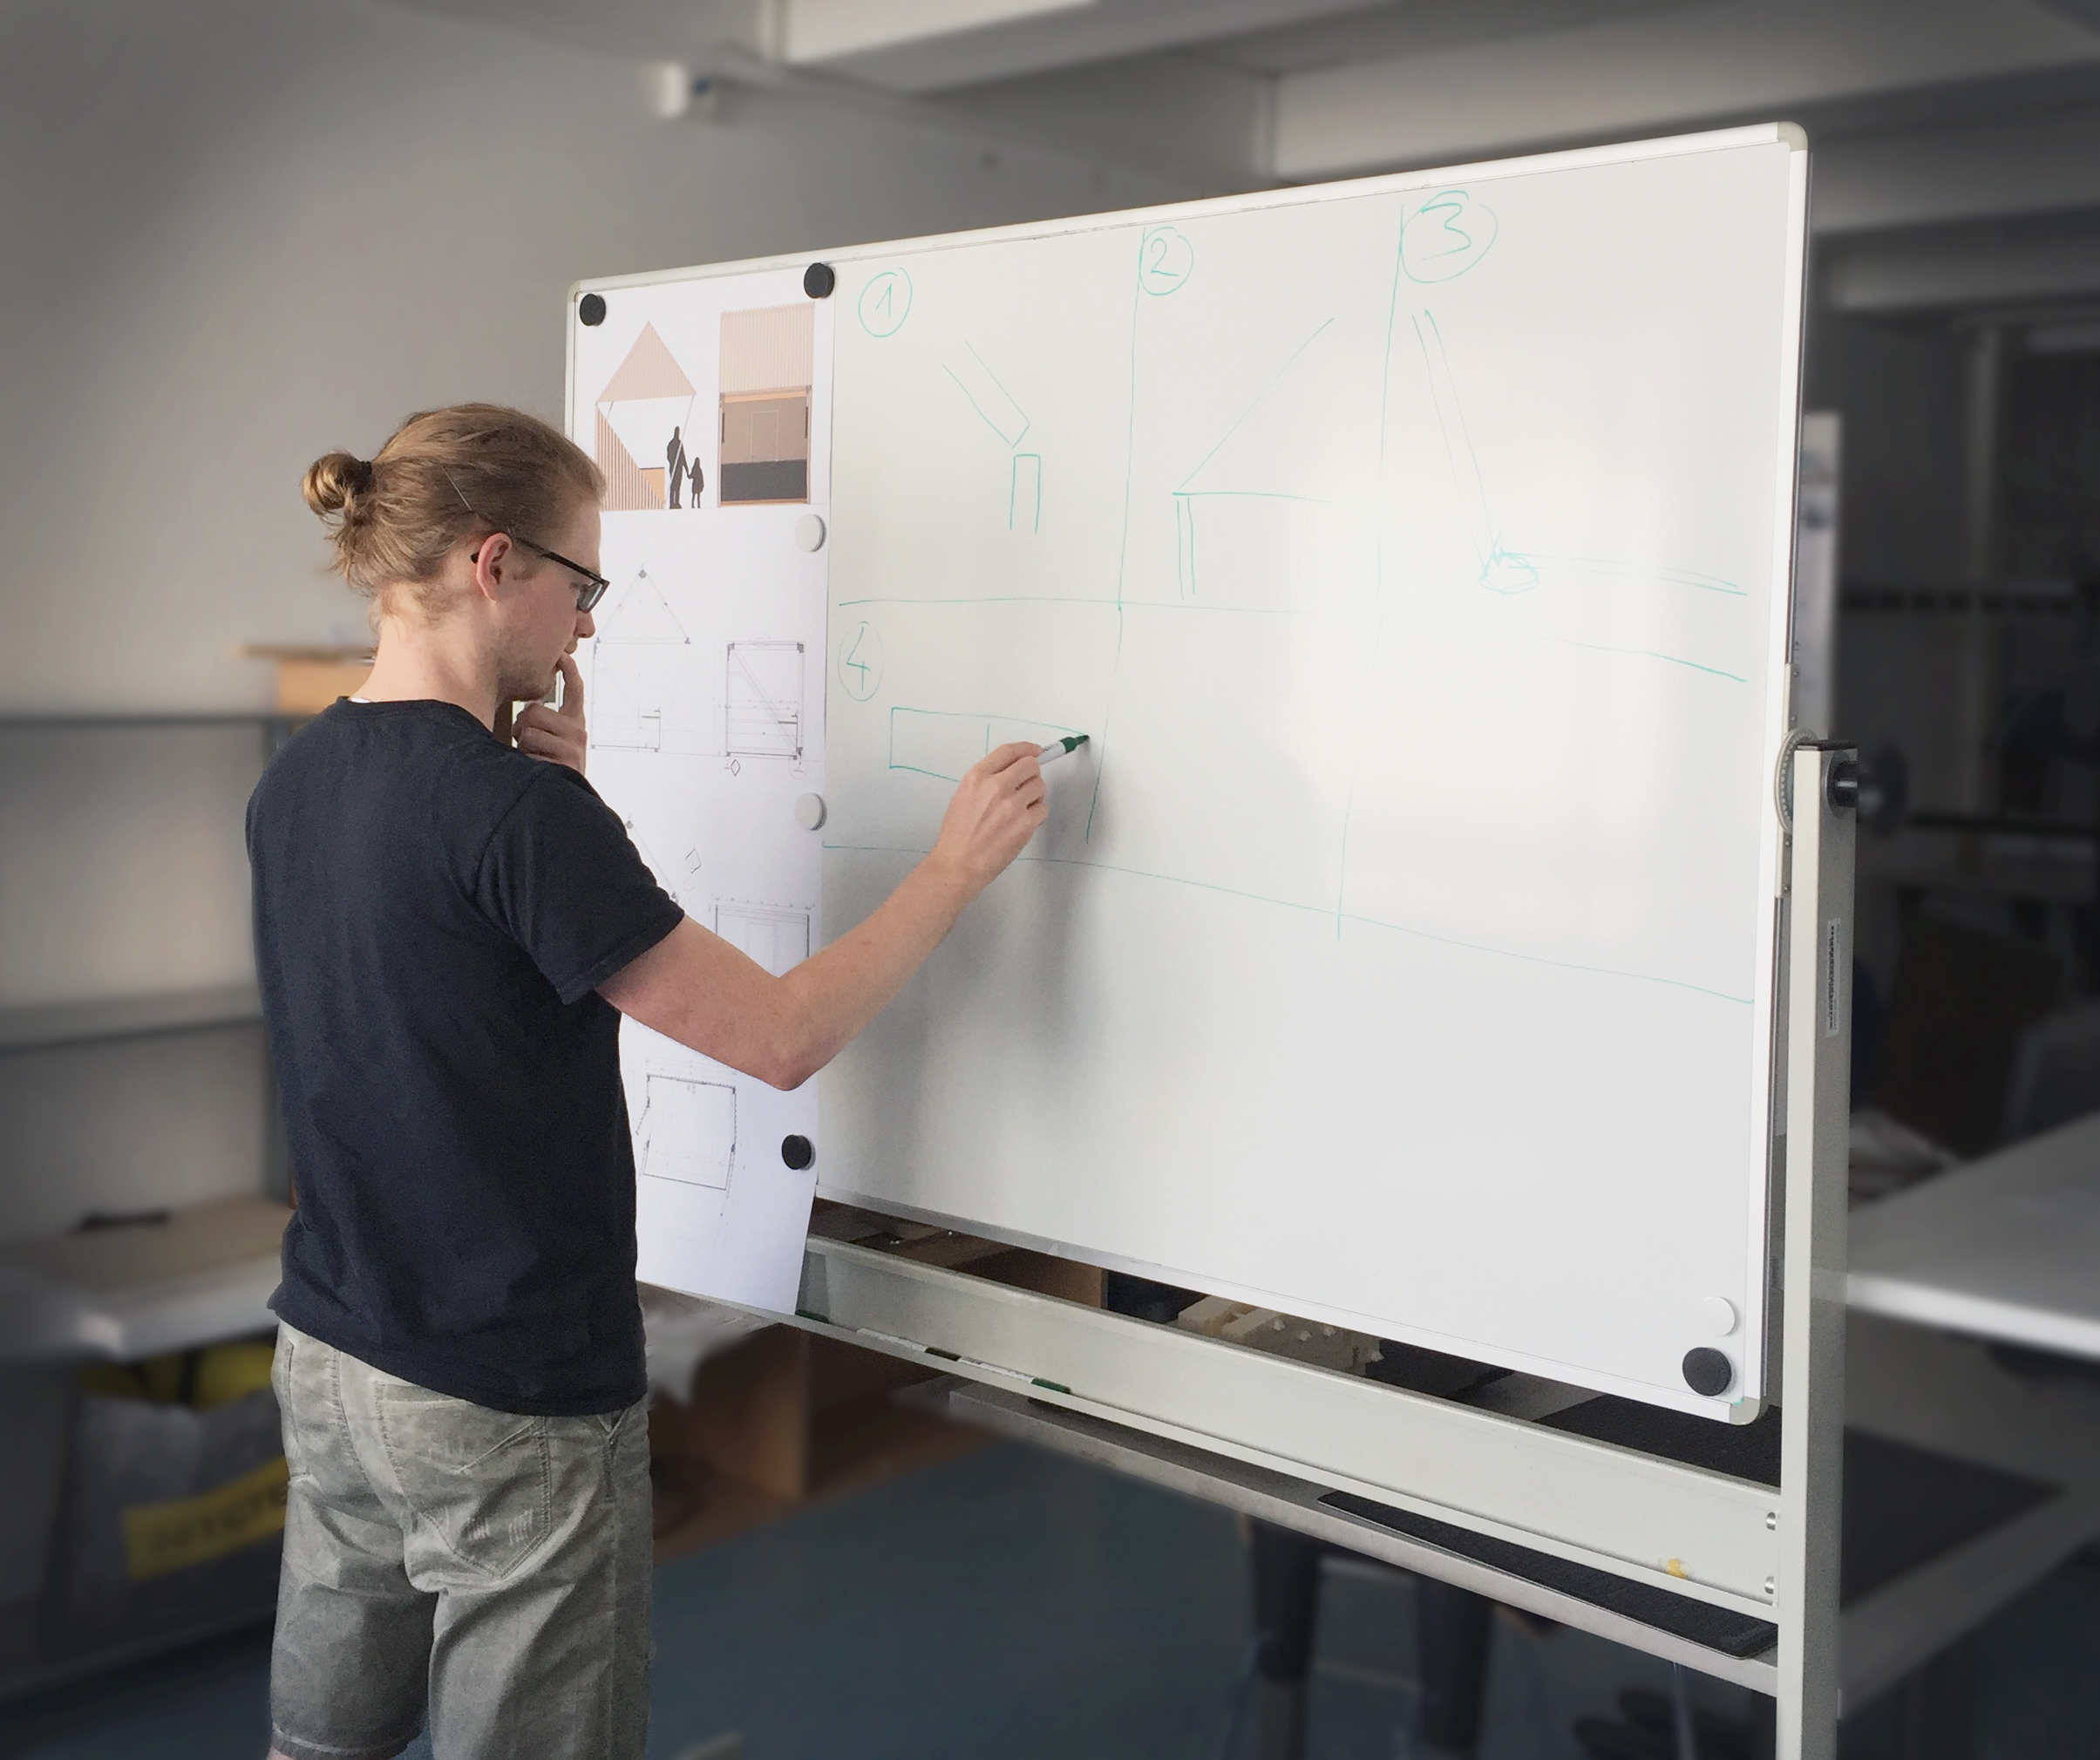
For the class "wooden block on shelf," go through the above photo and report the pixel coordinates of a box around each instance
[647,1324,990,1561]
[643,1228,1104,1560]
[653,1324,812,1503]
[237,645,373,716]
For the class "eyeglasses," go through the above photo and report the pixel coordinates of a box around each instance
[443,469,610,613]
[481,533,611,614]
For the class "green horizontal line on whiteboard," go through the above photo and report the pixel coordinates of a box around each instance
[1551,639,1749,683]
[833,595,1315,615]
[1169,490,1346,505]
[822,842,1752,1005]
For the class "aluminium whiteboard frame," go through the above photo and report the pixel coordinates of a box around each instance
[570,119,1815,1417]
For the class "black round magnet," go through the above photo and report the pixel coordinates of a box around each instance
[802,262,836,300]
[578,293,607,327]
[1682,1348,1734,1397]
[780,1134,814,1171]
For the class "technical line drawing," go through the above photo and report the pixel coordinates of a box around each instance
[837,620,884,701]
[592,566,694,751]
[595,323,698,511]
[725,641,805,761]
[721,305,814,505]
[858,268,913,337]
[888,707,1083,783]
[715,901,812,976]
[599,567,690,643]
[637,1072,737,1191]
[1399,189,1499,283]
[1138,225,1194,296]
[1011,454,1042,533]
[593,650,663,751]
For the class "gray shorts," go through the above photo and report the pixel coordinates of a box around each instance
[268,1322,652,1760]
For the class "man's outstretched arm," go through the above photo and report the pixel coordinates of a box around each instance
[599,742,1047,1089]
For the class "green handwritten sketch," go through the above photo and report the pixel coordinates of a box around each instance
[1011,454,1042,533]
[858,268,913,337]
[1138,225,1193,296]
[944,341,1030,448]
[837,620,884,701]
[1400,190,1498,283]
[1410,309,1539,595]
[1172,317,1347,595]
[888,707,1083,782]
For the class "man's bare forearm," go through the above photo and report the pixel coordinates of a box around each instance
[601,742,1047,1084]
[765,852,975,1086]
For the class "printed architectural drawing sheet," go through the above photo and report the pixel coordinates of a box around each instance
[818,131,1805,1415]
[570,268,832,1312]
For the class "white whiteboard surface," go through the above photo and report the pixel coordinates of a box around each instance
[578,125,1807,1415]
[569,268,833,1312]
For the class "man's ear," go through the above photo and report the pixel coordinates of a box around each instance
[468,533,514,602]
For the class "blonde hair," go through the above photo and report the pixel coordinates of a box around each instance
[302,404,603,611]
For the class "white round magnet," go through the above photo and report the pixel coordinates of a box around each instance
[794,792,826,831]
[793,514,826,553]
[1700,1296,1738,1337]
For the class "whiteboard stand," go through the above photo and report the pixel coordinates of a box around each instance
[788,745,1855,1758]
[1775,740,1853,1758]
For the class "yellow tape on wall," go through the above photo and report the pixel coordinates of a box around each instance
[120,1455,289,1582]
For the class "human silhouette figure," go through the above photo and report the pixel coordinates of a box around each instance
[665,428,689,508]
[686,457,704,506]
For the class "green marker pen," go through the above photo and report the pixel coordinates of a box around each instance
[1037,734,1090,765]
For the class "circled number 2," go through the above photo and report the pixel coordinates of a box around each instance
[1138,226,1193,296]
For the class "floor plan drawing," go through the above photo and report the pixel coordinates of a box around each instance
[591,565,696,752]
[637,1072,738,1191]
[714,901,813,975]
[725,641,805,762]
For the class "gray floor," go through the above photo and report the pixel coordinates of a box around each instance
[3,1442,2097,1759]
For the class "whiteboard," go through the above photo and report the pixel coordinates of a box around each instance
[576,124,1808,1417]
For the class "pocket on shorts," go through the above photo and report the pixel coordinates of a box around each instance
[375,1383,551,1579]
[271,1327,307,1485]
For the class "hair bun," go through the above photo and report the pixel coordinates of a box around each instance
[302,452,376,519]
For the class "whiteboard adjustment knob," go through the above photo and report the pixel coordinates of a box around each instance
[794,792,826,831]
[1700,1296,1737,1336]
[794,514,826,552]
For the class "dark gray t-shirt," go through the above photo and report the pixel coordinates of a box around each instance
[248,698,683,1415]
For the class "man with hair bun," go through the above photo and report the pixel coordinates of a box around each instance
[251,404,1045,1760]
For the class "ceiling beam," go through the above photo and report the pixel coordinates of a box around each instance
[1267,0,2100,180]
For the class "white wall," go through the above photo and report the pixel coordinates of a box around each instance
[0,0,1186,716]
[0,0,1185,1604]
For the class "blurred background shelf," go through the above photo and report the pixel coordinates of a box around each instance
[0,986,263,1057]
[0,1197,289,1366]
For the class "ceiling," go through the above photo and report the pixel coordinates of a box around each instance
[382,0,2100,316]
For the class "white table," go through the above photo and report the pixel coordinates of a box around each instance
[1849,1111,2100,1362]
[0,1196,289,1362]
